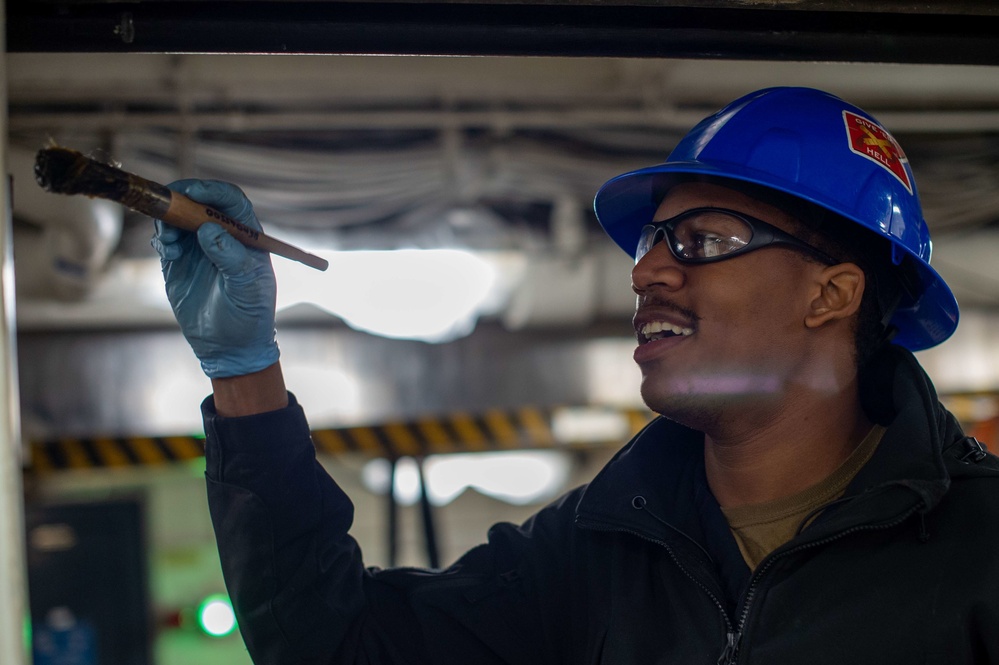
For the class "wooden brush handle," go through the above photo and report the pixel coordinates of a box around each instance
[161,194,329,271]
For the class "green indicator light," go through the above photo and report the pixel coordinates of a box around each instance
[23,614,32,659]
[196,594,237,638]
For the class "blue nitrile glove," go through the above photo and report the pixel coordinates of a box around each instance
[150,179,279,378]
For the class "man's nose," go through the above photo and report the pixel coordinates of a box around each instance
[631,242,686,296]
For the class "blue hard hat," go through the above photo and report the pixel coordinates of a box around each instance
[593,86,958,351]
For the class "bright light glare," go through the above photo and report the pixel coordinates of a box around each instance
[551,407,630,443]
[362,451,571,506]
[282,365,363,424]
[274,249,497,342]
[197,595,237,638]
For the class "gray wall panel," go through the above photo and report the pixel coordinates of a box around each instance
[18,322,640,439]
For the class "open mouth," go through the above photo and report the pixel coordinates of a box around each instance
[638,321,694,343]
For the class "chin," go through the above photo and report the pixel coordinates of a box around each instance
[641,369,784,428]
[642,391,717,432]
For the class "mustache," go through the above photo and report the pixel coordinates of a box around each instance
[635,297,700,324]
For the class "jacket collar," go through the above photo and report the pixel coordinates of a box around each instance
[575,345,956,544]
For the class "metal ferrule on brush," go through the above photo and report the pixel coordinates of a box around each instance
[120,176,173,220]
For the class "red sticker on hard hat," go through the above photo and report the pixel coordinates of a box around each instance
[843,111,912,194]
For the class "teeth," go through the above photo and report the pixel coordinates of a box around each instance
[640,321,693,340]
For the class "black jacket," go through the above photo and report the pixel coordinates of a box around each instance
[203,346,999,664]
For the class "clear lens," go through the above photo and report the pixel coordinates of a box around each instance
[636,210,754,263]
[673,211,751,259]
[635,225,665,263]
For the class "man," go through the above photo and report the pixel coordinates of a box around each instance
[153,87,999,663]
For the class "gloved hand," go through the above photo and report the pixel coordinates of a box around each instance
[151,179,280,378]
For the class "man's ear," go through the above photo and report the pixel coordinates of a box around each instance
[804,263,865,329]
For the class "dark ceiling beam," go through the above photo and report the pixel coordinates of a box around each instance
[7,1,999,63]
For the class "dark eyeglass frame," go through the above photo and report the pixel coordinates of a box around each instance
[637,207,840,266]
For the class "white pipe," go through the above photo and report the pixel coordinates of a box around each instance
[0,3,31,662]
[9,146,123,301]
[12,107,999,134]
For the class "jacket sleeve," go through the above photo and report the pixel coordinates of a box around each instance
[202,393,574,665]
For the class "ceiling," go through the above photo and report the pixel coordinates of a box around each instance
[9,53,999,329]
[5,2,999,441]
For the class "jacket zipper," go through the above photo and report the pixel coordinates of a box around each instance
[719,502,925,665]
[580,495,924,665]
[576,520,737,664]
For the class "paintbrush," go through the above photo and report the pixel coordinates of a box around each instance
[34,146,329,272]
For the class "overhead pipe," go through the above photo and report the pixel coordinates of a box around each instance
[7,1,999,64]
[15,108,999,135]
[9,146,123,301]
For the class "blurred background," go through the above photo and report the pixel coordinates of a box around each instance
[5,2,999,663]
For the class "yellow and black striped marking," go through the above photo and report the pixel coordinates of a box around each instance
[29,435,205,473]
[28,406,655,473]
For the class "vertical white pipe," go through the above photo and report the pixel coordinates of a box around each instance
[0,3,30,662]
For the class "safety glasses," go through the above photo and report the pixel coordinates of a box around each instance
[636,207,839,265]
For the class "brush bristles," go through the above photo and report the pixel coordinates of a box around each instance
[34,147,92,194]
[35,147,135,202]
